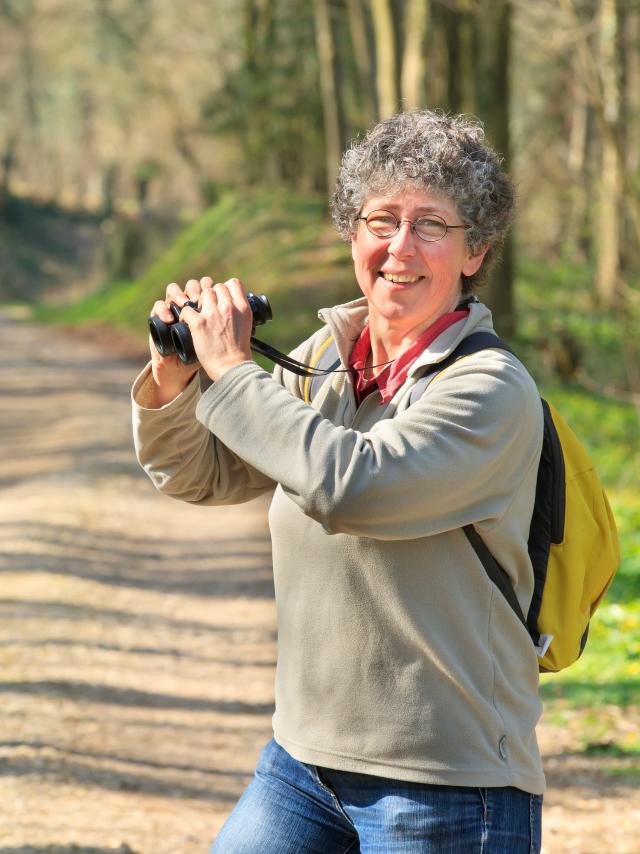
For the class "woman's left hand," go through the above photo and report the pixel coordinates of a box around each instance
[179,278,254,381]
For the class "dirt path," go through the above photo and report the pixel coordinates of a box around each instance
[0,310,637,853]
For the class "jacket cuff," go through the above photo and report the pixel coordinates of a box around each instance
[131,362,201,413]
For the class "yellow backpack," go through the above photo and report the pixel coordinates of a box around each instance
[306,331,620,672]
[526,401,620,671]
[464,393,620,673]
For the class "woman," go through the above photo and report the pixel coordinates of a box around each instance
[132,111,544,853]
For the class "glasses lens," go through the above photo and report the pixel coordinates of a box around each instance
[414,216,447,242]
[365,211,398,237]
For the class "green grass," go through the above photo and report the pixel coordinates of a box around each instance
[33,191,640,711]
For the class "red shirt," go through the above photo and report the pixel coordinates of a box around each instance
[350,310,470,405]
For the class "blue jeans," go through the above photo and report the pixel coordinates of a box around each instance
[211,739,542,853]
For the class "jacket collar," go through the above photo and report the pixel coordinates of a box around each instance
[317,298,496,377]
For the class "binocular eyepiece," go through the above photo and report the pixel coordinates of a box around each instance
[148,292,272,365]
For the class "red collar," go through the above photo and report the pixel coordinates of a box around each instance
[350,310,470,405]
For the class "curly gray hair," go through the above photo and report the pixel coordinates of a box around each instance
[330,110,516,291]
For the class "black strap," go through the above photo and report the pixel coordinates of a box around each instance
[250,336,330,377]
[250,335,344,379]
[408,332,511,404]
[420,330,513,379]
[463,525,528,630]
[411,332,529,633]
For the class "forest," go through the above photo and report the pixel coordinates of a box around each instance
[1,1,639,325]
[0,0,639,850]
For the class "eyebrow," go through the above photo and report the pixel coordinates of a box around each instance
[369,203,449,216]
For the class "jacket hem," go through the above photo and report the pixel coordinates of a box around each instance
[274,732,546,795]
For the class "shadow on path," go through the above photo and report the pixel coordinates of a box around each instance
[0,847,139,853]
[0,521,275,599]
[0,680,275,716]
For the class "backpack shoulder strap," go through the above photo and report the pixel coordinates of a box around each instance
[409,331,513,405]
[462,524,528,630]
[409,331,532,636]
[303,336,340,404]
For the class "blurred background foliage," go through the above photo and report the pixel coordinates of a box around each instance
[1,0,638,716]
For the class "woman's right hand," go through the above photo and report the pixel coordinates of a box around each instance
[147,277,213,406]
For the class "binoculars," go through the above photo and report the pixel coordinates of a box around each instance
[148,292,272,365]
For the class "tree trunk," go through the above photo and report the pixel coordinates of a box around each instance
[346,0,377,125]
[442,5,461,112]
[596,0,621,305]
[474,0,514,337]
[618,0,639,277]
[565,55,590,259]
[314,0,346,192]
[401,0,430,110]
[371,0,400,118]
[239,0,278,185]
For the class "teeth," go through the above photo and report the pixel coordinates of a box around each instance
[382,273,421,283]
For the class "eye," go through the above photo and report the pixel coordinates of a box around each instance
[414,216,447,240]
[368,212,396,225]
[365,211,398,235]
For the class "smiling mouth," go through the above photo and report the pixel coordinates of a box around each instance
[381,272,423,284]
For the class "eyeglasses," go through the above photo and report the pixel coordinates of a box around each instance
[358,209,469,243]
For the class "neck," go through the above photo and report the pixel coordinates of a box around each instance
[368,298,463,364]
[368,323,418,365]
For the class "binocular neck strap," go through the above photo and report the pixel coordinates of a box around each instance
[250,295,479,377]
[250,337,337,378]
[249,337,396,379]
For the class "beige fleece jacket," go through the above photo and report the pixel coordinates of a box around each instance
[132,298,546,794]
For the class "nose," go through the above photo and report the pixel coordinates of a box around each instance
[387,220,417,257]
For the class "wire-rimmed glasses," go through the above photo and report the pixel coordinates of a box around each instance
[358,210,469,243]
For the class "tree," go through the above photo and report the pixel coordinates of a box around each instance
[201,0,325,192]
[371,0,400,118]
[314,0,346,190]
[473,0,515,336]
[596,0,622,305]
[440,0,476,115]
[0,0,39,200]
[401,0,430,110]
[345,0,376,126]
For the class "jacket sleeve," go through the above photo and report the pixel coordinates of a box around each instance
[131,332,315,506]
[194,351,543,538]
[131,364,276,505]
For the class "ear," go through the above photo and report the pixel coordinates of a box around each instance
[350,233,358,260]
[462,245,489,278]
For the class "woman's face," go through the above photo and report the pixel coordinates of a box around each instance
[351,187,488,338]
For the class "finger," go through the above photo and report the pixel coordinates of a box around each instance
[225,278,250,313]
[184,278,203,301]
[199,285,217,313]
[150,299,174,323]
[178,302,203,324]
[212,281,233,312]
[196,277,214,308]
[165,282,187,307]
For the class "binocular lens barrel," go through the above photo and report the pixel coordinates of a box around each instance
[171,321,197,364]
[148,303,182,357]
[148,292,272,365]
